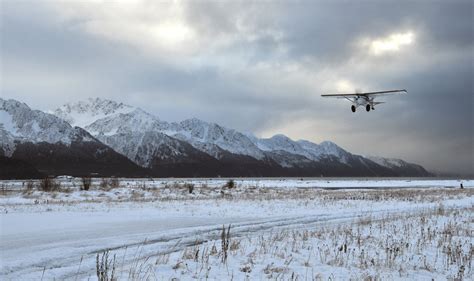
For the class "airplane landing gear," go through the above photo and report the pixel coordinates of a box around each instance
[366,104,371,112]
[351,105,356,112]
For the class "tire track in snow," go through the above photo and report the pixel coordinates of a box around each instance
[2,202,468,280]
[63,204,452,280]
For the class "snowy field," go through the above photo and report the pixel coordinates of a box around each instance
[0,178,473,280]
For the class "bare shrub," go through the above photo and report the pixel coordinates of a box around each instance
[99,178,109,189]
[25,181,35,193]
[81,177,92,191]
[224,179,235,189]
[39,177,61,192]
[99,178,120,191]
[185,183,195,194]
[109,178,120,189]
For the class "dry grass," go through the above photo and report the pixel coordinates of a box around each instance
[6,179,472,210]
[146,205,473,280]
[52,186,473,280]
[99,178,121,191]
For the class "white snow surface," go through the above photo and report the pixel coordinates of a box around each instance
[0,179,472,280]
[3,178,472,191]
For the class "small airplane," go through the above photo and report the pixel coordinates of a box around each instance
[321,89,407,112]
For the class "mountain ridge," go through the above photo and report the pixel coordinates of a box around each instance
[0,98,150,178]
[0,97,432,178]
[50,97,431,177]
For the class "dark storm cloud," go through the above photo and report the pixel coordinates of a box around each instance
[276,1,473,61]
[331,57,473,175]
[1,0,472,175]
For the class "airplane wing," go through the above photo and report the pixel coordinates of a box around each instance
[321,89,407,98]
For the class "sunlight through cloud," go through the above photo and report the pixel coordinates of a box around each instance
[150,20,195,48]
[368,31,415,55]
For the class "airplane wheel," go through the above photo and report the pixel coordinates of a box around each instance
[351,105,356,112]
[366,105,371,112]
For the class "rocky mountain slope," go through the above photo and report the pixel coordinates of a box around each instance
[367,156,431,177]
[48,98,431,177]
[0,98,149,178]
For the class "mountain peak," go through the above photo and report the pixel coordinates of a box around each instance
[54,98,135,127]
[320,140,340,148]
[179,117,209,128]
[317,141,349,160]
[270,134,293,141]
[1,98,94,153]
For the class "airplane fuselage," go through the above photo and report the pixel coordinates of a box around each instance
[354,96,370,106]
[351,96,374,112]
[321,89,406,113]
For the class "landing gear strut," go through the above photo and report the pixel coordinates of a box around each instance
[366,104,371,112]
[351,105,356,112]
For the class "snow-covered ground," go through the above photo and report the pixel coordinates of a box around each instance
[2,177,472,191]
[0,178,472,280]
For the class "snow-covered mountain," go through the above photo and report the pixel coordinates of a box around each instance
[0,98,149,178]
[254,134,315,160]
[52,97,135,128]
[46,97,432,177]
[367,156,429,177]
[298,140,351,163]
[251,134,352,166]
[54,99,266,169]
[1,98,94,154]
[165,118,266,160]
[53,98,349,167]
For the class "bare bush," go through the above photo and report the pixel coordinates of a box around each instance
[39,177,61,192]
[99,178,109,189]
[99,178,120,191]
[81,177,92,191]
[109,178,120,189]
[25,181,35,193]
[224,179,235,189]
[185,183,194,194]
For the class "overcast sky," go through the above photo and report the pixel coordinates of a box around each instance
[1,0,473,175]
